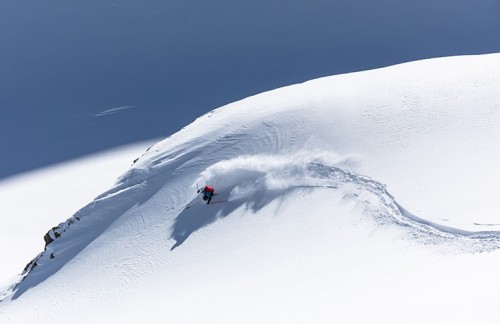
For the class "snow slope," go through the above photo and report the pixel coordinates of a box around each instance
[1,54,500,323]
[0,141,156,286]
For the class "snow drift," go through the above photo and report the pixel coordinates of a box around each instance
[1,54,500,323]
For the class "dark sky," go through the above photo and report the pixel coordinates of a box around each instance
[1,0,499,179]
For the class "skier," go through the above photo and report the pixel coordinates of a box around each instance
[198,185,215,204]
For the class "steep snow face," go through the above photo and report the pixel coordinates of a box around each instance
[0,141,155,285]
[142,53,500,230]
[1,54,500,323]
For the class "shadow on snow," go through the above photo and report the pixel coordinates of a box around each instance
[170,185,290,250]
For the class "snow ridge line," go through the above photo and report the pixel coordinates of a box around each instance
[0,170,163,302]
[0,143,207,301]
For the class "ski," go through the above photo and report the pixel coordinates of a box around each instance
[208,200,226,204]
[185,199,226,209]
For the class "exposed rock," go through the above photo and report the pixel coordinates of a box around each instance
[22,258,37,273]
[43,226,61,247]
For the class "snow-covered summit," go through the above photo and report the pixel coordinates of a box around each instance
[1,54,500,323]
[139,52,500,230]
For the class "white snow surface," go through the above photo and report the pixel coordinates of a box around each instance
[0,141,156,284]
[1,54,500,323]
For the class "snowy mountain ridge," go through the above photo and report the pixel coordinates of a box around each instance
[1,53,500,323]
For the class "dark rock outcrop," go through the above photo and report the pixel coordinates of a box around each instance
[43,226,61,247]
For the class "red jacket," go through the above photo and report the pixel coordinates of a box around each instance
[204,185,215,193]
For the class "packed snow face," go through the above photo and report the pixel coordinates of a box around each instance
[1,54,500,323]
